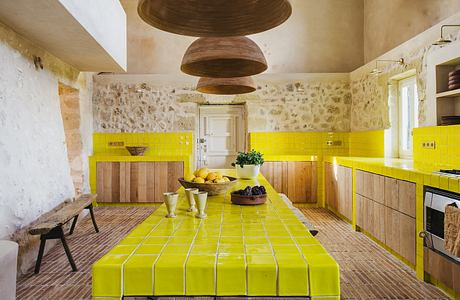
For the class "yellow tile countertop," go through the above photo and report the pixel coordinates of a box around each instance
[325,156,460,193]
[92,170,340,299]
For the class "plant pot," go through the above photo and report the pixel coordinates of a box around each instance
[235,164,261,179]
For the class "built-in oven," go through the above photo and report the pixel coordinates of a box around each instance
[423,186,460,263]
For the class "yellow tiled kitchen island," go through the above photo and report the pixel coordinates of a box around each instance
[92,171,340,299]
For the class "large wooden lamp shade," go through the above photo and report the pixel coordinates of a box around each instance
[196,77,256,95]
[137,0,292,37]
[181,37,267,78]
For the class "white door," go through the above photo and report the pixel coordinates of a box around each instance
[198,105,246,168]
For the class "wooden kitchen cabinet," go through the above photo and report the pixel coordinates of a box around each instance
[356,170,416,265]
[398,180,416,218]
[399,212,416,265]
[384,206,400,254]
[261,161,317,203]
[424,248,460,294]
[96,161,183,203]
[325,163,352,220]
[384,177,399,210]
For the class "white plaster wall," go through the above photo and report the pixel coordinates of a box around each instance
[0,22,93,241]
[59,0,127,70]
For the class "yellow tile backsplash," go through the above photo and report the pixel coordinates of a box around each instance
[348,130,385,157]
[413,125,460,171]
[93,132,194,157]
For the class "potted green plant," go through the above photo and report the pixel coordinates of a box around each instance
[232,150,264,179]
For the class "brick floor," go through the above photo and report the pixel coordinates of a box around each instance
[16,206,449,300]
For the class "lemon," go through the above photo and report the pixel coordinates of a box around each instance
[215,172,223,179]
[184,174,195,182]
[196,168,209,179]
[206,172,217,181]
[205,180,214,184]
[222,176,230,182]
[214,178,225,183]
[193,177,205,183]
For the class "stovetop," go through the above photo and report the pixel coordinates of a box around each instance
[433,169,460,177]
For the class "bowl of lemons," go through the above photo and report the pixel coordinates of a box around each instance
[178,167,237,195]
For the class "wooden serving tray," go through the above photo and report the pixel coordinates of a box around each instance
[231,193,267,205]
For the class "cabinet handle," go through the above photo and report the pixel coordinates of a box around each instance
[418,231,427,238]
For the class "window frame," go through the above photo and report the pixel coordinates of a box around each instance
[397,76,418,159]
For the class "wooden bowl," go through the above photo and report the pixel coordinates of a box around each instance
[231,193,267,205]
[178,176,237,196]
[126,146,148,156]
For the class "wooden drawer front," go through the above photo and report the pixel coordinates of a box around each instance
[384,177,399,210]
[399,212,416,265]
[398,180,416,218]
[384,206,400,254]
[261,161,317,203]
[325,162,338,211]
[356,170,384,203]
[96,161,183,203]
[424,248,460,294]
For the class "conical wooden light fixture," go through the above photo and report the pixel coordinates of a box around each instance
[181,37,267,78]
[138,0,292,37]
[196,77,256,95]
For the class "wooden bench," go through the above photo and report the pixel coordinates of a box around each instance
[29,194,98,274]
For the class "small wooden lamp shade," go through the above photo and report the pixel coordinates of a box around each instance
[196,77,256,95]
[137,0,292,37]
[181,37,267,78]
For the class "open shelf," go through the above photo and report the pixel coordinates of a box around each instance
[436,88,460,99]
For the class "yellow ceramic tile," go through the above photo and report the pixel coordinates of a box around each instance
[295,236,320,245]
[244,237,270,244]
[277,254,309,296]
[185,254,216,295]
[216,254,246,296]
[299,244,327,254]
[154,254,187,295]
[272,245,300,254]
[218,244,245,254]
[247,255,277,296]
[190,244,218,254]
[304,253,340,297]
[92,254,129,297]
[119,237,144,245]
[108,245,137,255]
[245,244,273,255]
[168,236,194,245]
[269,237,295,245]
[135,245,164,255]
[123,255,158,296]
[143,236,170,244]
[162,245,190,254]
[220,236,244,244]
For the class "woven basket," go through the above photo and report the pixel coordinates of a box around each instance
[126,146,148,156]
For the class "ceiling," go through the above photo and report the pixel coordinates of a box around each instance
[121,0,363,74]
[120,0,460,75]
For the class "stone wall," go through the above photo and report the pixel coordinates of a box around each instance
[93,74,351,133]
[350,12,460,131]
[0,21,93,274]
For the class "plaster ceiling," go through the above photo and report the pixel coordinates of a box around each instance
[121,0,364,74]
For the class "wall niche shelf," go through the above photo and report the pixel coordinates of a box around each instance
[436,88,460,99]
[434,54,460,125]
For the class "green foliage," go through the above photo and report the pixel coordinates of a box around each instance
[232,150,264,168]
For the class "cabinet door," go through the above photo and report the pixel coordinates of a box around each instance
[154,162,184,203]
[424,248,460,294]
[384,177,399,210]
[96,162,120,203]
[325,163,338,211]
[261,161,287,193]
[287,161,313,203]
[355,170,364,196]
[373,201,385,242]
[356,194,365,228]
[363,171,374,199]
[337,166,353,220]
[398,180,416,218]
[384,207,400,253]
[399,212,416,265]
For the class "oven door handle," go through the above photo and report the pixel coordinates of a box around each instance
[419,231,427,238]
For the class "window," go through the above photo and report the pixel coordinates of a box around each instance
[398,76,418,158]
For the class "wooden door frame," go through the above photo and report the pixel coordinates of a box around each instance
[197,104,247,168]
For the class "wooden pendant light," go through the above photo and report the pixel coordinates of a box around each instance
[196,77,256,95]
[181,37,267,78]
[137,0,292,37]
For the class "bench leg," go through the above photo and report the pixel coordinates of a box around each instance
[87,204,99,233]
[68,215,79,235]
[58,226,77,272]
[34,237,46,274]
